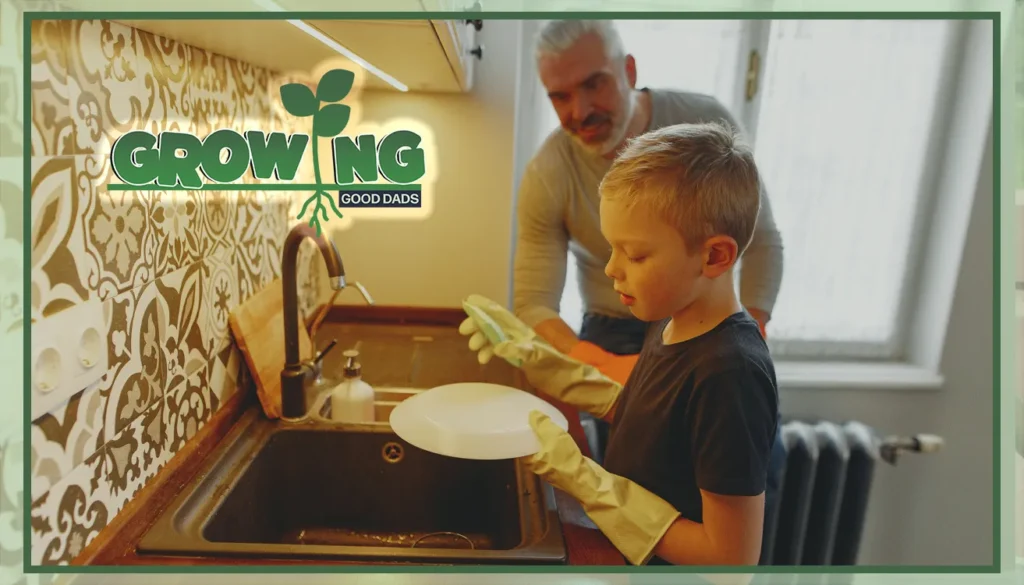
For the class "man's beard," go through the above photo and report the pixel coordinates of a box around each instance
[572,90,637,157]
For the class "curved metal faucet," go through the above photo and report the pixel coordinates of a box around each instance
[281,223,346,419]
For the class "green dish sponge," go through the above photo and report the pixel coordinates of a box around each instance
[462,300,523,368]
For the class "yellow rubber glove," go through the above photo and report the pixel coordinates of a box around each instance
[523,410,681,566]
[458,294,538,365]
[459,294,623,418]
[493,337,622,420]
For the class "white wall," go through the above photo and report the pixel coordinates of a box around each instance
[325,20,521,308]
[320,18,994,567]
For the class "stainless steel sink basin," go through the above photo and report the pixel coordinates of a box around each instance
[136,387,568,564]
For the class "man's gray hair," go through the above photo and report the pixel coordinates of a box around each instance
[534,20,626,62]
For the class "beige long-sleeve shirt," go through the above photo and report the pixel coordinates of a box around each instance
[513,88,784,328]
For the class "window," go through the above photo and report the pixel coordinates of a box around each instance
[520,19,970,362]
[751,20,955,359]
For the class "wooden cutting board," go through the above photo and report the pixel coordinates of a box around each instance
[228,278,313,419]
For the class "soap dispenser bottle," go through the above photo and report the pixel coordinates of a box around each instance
[331,349,376,424]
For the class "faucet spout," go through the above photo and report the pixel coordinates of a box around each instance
[281,223,346,419]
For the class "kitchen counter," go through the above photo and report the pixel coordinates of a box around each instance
[73,306,625,566]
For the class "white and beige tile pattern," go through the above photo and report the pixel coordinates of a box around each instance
[22,18,329,566]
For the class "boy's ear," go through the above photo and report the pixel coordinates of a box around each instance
[702,235,740,278]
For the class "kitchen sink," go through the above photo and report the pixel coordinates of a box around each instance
[136,387,568,564]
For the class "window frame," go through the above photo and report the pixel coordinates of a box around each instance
[886,21,973,361]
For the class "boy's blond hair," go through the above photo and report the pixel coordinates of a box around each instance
[599,121,762,255]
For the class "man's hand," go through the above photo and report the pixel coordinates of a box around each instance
[567,340,639,386]
[746,307,770,339]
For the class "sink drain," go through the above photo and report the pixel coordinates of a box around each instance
[381,441,405,464]
[411,531,475,549]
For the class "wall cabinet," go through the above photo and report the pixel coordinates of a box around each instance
[118,15,482,93]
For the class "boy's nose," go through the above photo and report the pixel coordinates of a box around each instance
[604,256,622,281]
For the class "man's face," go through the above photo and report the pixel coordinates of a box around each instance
[538,32,636,156]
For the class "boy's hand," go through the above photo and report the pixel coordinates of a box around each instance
[459,294,539,364]
[522,411,681,566]
[522,410,587,482]
[493,340,622,420]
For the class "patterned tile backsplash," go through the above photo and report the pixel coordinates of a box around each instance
[27,19,329,565]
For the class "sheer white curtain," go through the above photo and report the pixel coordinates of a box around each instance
[751,20,953,357]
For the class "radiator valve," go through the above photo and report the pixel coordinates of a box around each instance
[880,433,945,464]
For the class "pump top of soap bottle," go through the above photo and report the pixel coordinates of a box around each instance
[332,348,375,424]
[342,349,362,378]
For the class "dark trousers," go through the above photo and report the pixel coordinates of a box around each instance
[577,311,785,566]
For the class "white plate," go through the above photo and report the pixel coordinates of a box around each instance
[388,382,569,460]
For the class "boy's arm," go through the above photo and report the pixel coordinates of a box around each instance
[492,338,624,424]
[458,297,626,423]
[523,410,767,566]
[522,366,777,566]
[656,366,778,564]
[653,491,765,565]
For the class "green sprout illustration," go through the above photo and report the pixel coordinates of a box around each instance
[279,69,355,236]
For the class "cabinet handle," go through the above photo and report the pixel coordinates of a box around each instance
[469,45,484,60]
[465,19,483,31]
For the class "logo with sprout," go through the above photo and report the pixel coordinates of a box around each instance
[109,67,426,236]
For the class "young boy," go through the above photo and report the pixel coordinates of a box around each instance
[460,121,779,566]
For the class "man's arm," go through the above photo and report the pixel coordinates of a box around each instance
[740,185,784,331]
[512,163,581,354]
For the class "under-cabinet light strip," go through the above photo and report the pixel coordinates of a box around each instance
[252,0,409,92]
[286,19,410,92]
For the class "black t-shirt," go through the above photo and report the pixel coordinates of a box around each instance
[602,311,779,564]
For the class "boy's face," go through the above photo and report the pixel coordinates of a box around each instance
[599,197,708,322]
